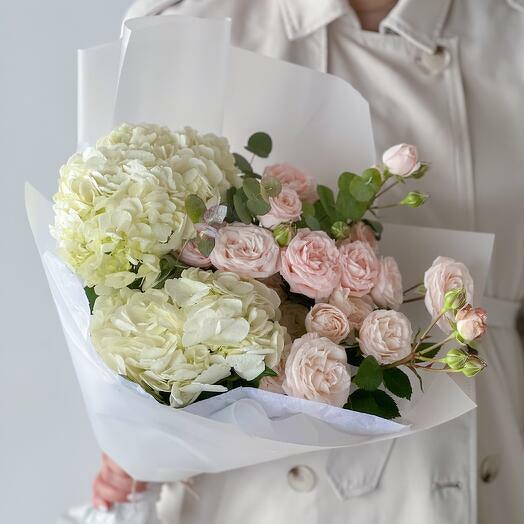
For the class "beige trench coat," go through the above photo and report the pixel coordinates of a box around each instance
[123,1,524,523]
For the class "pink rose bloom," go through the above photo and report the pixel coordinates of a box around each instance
[371,256,403,310]
[351,221,378,252]
[177,241,212,268]
[258,186,302,229]
[456,305,487,342]
[282,332,351,407]
[305,303,351,344]
[280,229,341,299]
[210,223,280,279]
[328,287,374,330]
[260,344,290,395]
[339,240,379,297]
[263,163,318,203]
[424,256,474,332]
[359,310,413,365]
[382,143,420,177]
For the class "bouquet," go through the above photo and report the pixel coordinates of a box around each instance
[26,16,494,485]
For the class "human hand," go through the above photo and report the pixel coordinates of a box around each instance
[92,453,147,511]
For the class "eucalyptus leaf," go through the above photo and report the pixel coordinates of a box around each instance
[233,153,253,174]
[242,177,262,200]
[185,194,207,223]
[317,185,338,221]
[233,190,253,224]
[247,196,271,216]
[84,286,97,313]
[245,132,272,158]
[261,177,282,198]
[361,168,382,191]
[338,172,357,192]
[226,187,240,222]
[196,237,215,257]
[304,215,321,230]
[336,190,367,222]
[350,176,376,203]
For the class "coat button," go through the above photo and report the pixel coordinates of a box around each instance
[480,454,500,484]
[287,465,317,492]
[415,46,451,75]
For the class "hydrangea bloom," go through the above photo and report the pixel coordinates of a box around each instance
[52,123,240,289]
[91,268,285,407]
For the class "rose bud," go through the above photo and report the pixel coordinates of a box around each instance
[443,287,467,312]
[462,355,487,377]
[443,348,469,370]
[273,222,296,246]
[399,191,429,208]
[382,144,420,177]
[455,305,487,343]
[331,221,351,240]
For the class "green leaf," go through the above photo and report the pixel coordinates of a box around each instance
[336,191,368,222]
[353,355,383,391]
[85,286,97,313]
[383,367,412,400]
[225,187,240,222]
[350,176,376,203]
[245,132,272,158]
[301,202,315,217]
[261,177,282,198]
[153,254,188,289]
[233,190,252,224]
[417,341,442,359]
[247,196,271,216]
[233,153,253,174]
[410,163,429,179]
[195,237,215,257]
[349,389,400,419]
[338,172,357,192]
[317,185,338,221]
[247,366,279,388]
[361,168,382,191]
[185,194,207,224]
[242,177,262,200]
[304,215,321,230]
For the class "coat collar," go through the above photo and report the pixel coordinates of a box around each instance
[279,0,453,53]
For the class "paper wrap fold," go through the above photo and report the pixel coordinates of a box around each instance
[27,16,494,483]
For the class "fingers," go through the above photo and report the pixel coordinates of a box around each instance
[92,454,148,510]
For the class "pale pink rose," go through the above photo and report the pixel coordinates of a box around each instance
[359,310,413,365]
[280,229,341,299]
[371,256,403,310]
[456,305,487,342]
[424,256,474,332]
[177,241,212,268]
[328,287,374,330]
[210,223,280,278]
[338,240,379,297]
[305,303,351,343]
[258,186,302,229]
[382,143,420,177]
[279,301,309,340]
[260,343,290,394]
[263,163,318,203]
[351,221,378,252]
[283,332,351,407]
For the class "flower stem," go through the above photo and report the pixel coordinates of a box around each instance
[417,333,455,355]
[403,296,424,304]
[403,282,423,295]
[375,179,399,199]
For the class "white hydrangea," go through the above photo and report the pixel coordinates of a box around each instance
[91,269,285,407]
[52,123,241,289]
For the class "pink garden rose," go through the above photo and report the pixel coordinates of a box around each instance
[359,310,413,365]
[258,186,302,229]
[338,240,380,297]
[382,143,420,177]
[177,241,212,268]
[328,287,374,330]
[210,223,280,278]
[351,221,378,252]
[305,303,351,344]
[424,256,474,332]
[371,256,403,310]
[456,305,487,342]
[263,163,318,203]
[280,229,341,299]
[282,332,351,407]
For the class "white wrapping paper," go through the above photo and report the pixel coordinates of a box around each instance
[27,15,494,486]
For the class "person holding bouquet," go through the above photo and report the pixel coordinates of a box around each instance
[85,0,524,523]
